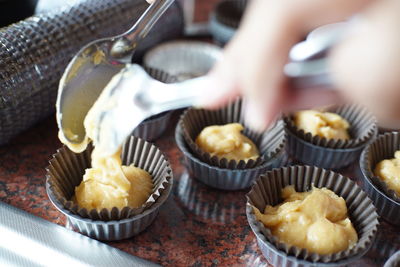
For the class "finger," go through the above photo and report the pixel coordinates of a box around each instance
[197,56,241,109]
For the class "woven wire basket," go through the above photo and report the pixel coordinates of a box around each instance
[0,0,183,144]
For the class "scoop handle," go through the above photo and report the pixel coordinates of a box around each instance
[137,74,211,114]
[110,0,175,59]
[139,63,334,116]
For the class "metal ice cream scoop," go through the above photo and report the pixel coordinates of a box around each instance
[86,64,209,154]
[56,0,174,146]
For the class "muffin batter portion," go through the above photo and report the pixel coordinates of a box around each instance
[294,110,350,140]
[254,186,358,254]
[74,147,153,211]
[195,123,259,162]
[374,150,400,195]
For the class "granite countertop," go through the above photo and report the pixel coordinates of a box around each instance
[0,112,399,266]
[0,1,399,265]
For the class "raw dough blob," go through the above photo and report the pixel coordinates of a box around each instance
[74,147,153,211]
[254,186,358,255]
[374,150,400,195]
[294,110,350,140]
[195,123,259,162]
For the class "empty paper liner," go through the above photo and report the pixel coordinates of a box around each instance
[246,165,379,266]
[143,40,222,81]
[180,98,286,170]
[132,67,177,141]
[175,123,287,191]
[360,132,400,225]
[46,136,173,240]
[284,104,377,149]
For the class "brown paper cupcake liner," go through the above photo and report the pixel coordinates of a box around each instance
[246,165,379,266]
[176,123,288,190]
[143,41,222,82]
[284,104,377,149]
[180,98,286,170]
[286,130,368,170]
[132,67,177,141]
[360,132,400,225]
[46,136,173,240]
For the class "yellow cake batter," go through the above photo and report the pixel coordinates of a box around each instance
[254,186,358,255]
[374,150,400,195]
[294,110,350,140]
[195,123,259,162]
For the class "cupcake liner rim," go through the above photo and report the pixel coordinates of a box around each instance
[143,40,222,79]
[287,129,372,153]
[246,204,374,266]
[360,166,400,206]
[246,165,379,264]
[359,132,400,204]
[46,178,172,225]
[176,123,284,173]
[284,104,377,149]
[179,99,286,170]
[46,136,173,221]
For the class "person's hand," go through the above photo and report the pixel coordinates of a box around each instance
[330,0,400,128]
[200,0,391,131]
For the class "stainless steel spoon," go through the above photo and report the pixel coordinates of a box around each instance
[56,0,174,146]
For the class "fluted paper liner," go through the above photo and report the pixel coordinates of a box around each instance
[175,123,288,190]
[180,98,286,170]
[284,104,377,149]
[143,41,222,82]
[286,130,368,170]
[46,136,172,221]
[246,165,379,265]
[132,67,177,141]
[360,132,400,202]
[360,132,400,225]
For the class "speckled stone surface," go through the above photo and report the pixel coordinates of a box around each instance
[0,112,399,267]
